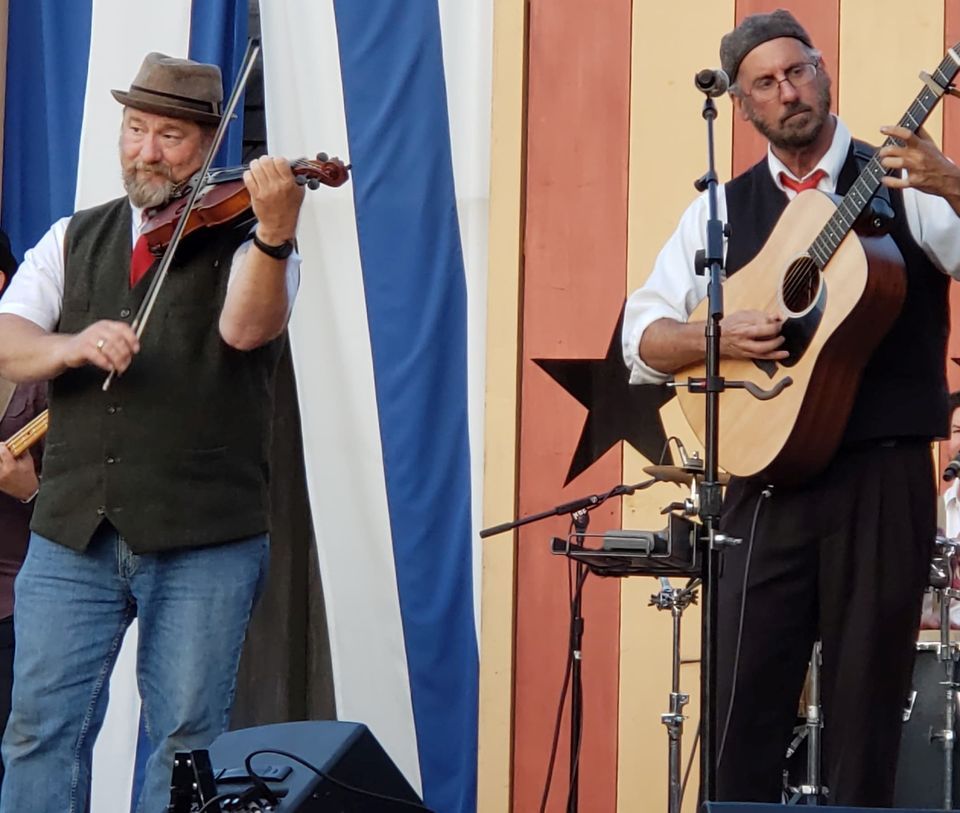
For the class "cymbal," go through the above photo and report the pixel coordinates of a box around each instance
[643,464,730,486]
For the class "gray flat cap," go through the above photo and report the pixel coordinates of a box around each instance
[720,9,813,83]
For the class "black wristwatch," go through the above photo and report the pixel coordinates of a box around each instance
[253,232,295,260]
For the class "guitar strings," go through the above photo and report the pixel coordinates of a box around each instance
[778,255,821,314]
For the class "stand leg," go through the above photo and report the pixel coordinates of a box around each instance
[653,579,698,813]
[569,560,585,813]
[700,535,720,800]
[805,641,822,805]
[938,588,955,810]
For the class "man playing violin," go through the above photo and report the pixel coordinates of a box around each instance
[0,53,306,813]
[623,10,960,807]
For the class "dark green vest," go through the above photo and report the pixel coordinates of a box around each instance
[31,197,283,552]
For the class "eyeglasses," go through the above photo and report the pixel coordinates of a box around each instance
[744,62,819,102]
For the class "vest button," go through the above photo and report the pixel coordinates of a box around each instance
[106,405,116,415]
[105,456,116,465]
[120,308,131,318]
[96,506,106,517]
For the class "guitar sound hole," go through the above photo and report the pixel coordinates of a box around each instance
[781,256,822,314]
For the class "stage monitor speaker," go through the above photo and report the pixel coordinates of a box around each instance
[702,804,936,812]
[205,720,431,812]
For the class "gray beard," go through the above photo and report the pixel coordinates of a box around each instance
[122,166,175,209]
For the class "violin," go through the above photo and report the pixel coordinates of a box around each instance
[140,152,350,254]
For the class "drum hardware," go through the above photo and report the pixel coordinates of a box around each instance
[895,535,960,810]
[650,576,700,813]
[782,642,828,806]
[643,463,731,488]
[933,536,959,810]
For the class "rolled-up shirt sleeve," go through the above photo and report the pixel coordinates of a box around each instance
[0,217,70,332]
[622,191,717,384]
[900,183,960,279]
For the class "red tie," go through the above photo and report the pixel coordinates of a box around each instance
[779,168,827,195]
[130,231,154,287]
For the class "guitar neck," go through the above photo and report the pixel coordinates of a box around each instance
[4,409,49,458]
[809,47,960,269]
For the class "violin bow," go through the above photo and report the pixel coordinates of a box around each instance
[103,38,262,392]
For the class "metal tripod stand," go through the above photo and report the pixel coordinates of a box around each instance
[650,576,700,813]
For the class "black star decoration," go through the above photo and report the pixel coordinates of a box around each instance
[534,310,676,485]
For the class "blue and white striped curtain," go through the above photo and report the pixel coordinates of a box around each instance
[1,2,489,812]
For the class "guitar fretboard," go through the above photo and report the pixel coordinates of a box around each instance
[809,46,960,269]
[4,409,48,458]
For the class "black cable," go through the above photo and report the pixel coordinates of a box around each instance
[538,541,585,813]
[537,645,573,813]
[564,564,589,811]
[717,486,772,766]
[242,748,431,811]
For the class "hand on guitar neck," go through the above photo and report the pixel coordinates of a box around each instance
[879,125,960,215]
[0,408,47,502]
[638,310,787,375]
[0,440,39,503]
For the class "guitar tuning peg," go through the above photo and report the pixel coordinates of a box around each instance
[316,152,329,162]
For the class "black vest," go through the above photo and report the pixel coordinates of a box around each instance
[32,198,283,552]
[724,143,950,444]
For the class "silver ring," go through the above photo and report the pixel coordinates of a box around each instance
[96,338,106,351]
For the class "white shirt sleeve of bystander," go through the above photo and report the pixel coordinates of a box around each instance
[0,216,72,332]
[622,191,717,384]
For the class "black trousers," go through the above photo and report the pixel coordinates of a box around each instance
[715,441,934,807]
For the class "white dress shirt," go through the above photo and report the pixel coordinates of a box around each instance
[0,202,300,331]
[622,117,960,384]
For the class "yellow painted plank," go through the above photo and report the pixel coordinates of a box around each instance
[839,0,945,148]
[477,0,526,810]
[620,3,736,810]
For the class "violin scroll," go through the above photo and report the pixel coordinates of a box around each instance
[293,153,350,190]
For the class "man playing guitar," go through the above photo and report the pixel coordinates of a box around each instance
[623,9,960,806]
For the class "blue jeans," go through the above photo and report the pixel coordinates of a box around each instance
[0,524,268,813]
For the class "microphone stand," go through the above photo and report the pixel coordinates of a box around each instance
[678,87,791,804]
[481,479,655,812]
[691,91,726,804]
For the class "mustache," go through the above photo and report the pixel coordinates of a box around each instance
[131,161,174,179]
[780,103,813,126]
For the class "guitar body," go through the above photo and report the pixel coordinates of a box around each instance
[675,190,906,483]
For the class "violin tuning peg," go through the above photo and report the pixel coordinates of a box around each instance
[295,175,308,187]
[316,152,329,162]
[308,179,321,190]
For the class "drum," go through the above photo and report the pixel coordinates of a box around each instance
[893,641,960,808]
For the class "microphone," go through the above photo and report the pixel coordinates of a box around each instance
[944,452,960,482]
[695,68,730,98]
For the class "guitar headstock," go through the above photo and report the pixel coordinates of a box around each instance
[292,153,351,190]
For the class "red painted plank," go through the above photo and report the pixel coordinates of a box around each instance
[513,0,632,810]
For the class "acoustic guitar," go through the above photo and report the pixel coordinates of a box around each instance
[675,46,960,483]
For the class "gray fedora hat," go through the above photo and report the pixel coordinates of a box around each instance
[111,52,223,125]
